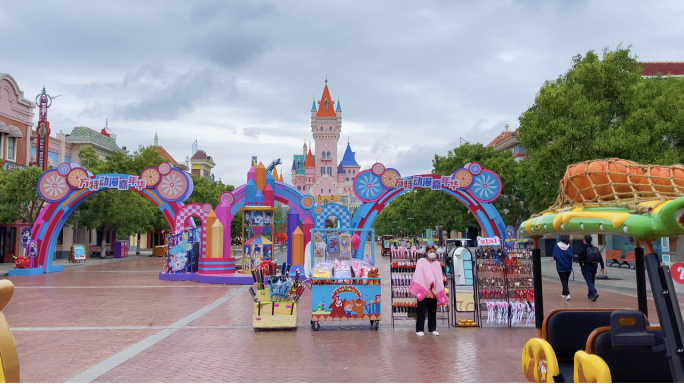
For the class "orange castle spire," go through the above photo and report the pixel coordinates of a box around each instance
[304,148,315,168]
[316,80,336,118]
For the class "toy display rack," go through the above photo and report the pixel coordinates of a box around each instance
[310,228,381,331]
[474,246,534,328]
[390,240,449,330]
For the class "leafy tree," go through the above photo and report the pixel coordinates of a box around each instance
[518,46,684,213]
[0,166,45,227]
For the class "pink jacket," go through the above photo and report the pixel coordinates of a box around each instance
[409,258,448,305]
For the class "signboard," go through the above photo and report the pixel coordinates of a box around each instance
[476,236,501,246]
[78,175,147,192]
[504,225,516,250]
[2,162,27,172]
[20,226,31,249]
[37,121,51,171]
[393,175,457,191]
[72,244,87,260]
[671,262,684,285]
[315,195,341,204]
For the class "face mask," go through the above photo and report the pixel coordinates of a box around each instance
[427,252,437,259]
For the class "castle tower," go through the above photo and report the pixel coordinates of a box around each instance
[304,148,315,193]
[312,80,342,193]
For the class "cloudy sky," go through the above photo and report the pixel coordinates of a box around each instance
[2,1,684,187]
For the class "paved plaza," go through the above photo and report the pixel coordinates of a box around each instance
[3,249,671,383]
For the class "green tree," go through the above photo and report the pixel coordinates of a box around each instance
[518,46,684,213]
[0,166,45,227]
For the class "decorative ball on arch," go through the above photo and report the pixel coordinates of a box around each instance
[179,171,195,201]
[57,163,71,176]
[469,170,502,203]
[38,170,70,203]
[157,169,189,202]
[354,170,384,203]
[67,167,89,189]
[202,203,213,213]
[371,163,385,176]
[219,191,234,205]
[381,168,401,189]
[140,167,161,188]
[452,168,473,190]
[468,162,482,176]
[158,162,172,175]
[314,206,323,215]
[301,194,316,209]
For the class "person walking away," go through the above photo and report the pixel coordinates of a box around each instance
[409,245,448,336]
[552,235,574,301]
[578,235,605,301]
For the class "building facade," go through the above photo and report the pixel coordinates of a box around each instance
[291,81,361,208]
[0,73,34,263]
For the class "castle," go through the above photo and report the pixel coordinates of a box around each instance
[291,81,361,209]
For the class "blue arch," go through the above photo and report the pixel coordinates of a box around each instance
[314,203,352,228]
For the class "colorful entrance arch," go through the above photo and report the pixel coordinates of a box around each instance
[351,162,506,240]
[13,162,193,275]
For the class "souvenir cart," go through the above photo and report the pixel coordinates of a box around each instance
[248,262,309,331]
[164,227,200,274]
[310,228,381,331]
[519,159,684,383]
[390,239,449,329]
[240,207,276,274]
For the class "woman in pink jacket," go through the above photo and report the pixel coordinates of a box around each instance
[409,245,448,336]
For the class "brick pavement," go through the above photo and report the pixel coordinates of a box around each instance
[2,248,674,382]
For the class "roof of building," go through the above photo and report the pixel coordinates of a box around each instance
[486,130,515,148]
[152,145,178,164]
[304,148,315,167]
[337,163,345,174]
[336,100,341,112]
[292,158,297,171]
[191,149,210,160]
[642,62,684,77]
[311,100,317,112]
[68,126,121,151]
[339,143,359,167]
[316,83,336,118]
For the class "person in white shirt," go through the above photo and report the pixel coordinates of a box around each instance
[452,241,467,285]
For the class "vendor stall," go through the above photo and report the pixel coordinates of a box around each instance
[310,228,381,331]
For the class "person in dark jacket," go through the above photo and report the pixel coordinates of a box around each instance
[552,235,574,301]
[578,234,605,301]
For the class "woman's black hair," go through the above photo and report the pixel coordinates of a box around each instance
[584,234,593,244]
[559,235,570,245]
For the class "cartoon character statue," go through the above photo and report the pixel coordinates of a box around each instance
[352,298,367,317]
[329,295,346,318]
[343,299,353,317]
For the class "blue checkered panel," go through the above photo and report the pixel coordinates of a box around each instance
[315,203,352,228]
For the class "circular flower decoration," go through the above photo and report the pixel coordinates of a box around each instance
[468,162,482,176]
[371,163,385,176]
[67,168,89,189]
[381,168,401,189]
[157,170,189,202]
[57,163,71,176]
[140,167,161,188]
[354,170,384,203]
[452,168,473,190]
[202,203,213,213]
[219,191,234,205]
[314,206,323,214]
[158,162,172,175]
[469,170,502,203]
[38,170,70,203]
[301,194,316,209]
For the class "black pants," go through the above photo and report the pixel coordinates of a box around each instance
[416,297,437,333]
[558,271,571,296]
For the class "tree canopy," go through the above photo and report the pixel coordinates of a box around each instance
[0,166,45,227]
[518,46,684,213]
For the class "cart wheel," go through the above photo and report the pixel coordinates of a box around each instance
[312,321,320,331]
[374,321,380,330]
[370,320,375,326]
[310,320,314,325]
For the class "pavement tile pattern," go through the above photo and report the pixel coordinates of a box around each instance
[2,249,673,382]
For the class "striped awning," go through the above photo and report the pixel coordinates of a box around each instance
[8,125,22,138]
[0,122,9,134]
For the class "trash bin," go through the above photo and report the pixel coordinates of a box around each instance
[113,241,129,258]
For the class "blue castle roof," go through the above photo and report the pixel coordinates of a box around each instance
[311,101,317,112]
[336,100,341,112]
[292,154,315,175]
[339,143,359,167]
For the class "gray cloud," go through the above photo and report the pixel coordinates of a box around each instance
[2,1,684,187]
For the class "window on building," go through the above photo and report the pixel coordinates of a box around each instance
[328,189,331,193]
[321,189,323,193]
[6,137,16,161]
[327,166,331,175]
[297,186,301,191]
[324,99,328,110]
[327,151,330,158]
[297,160,301,170]
[320,167,324,176]
[346,177,349,182]
[329,127,332,131]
